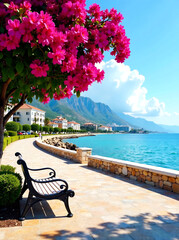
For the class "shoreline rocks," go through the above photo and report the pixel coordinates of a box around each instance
[43,137,77,150]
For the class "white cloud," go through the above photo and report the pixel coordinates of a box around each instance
[83,59,167,117]
[174,112,179,116]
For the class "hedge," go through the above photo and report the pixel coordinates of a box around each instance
[3,135,36,150]
[0,172,22,207]
[8,131,17,136]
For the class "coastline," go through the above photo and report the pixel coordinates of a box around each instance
[36,134,179,194]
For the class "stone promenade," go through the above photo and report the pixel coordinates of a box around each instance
[1,137,179,240]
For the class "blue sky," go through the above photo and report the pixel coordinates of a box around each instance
[84,0,179,126]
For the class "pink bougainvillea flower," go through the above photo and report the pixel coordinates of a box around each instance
[0,34,8,51]
[30,60,49,77]
[48,46,66,65]
[6,19,24,39]
[6,35,20,51]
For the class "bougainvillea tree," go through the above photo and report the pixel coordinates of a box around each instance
[0,0,130,162]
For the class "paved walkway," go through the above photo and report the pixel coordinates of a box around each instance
[1,138,179,240]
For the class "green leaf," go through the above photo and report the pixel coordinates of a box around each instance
[28,47,32,57]
[76,91,80,98]
[2,68,9,82]
[46,82,51,90]
[6,57,12,66]
[0,52,3,59]
[16,62,24,74]
[8,68,15,80]
[0,26,4,33]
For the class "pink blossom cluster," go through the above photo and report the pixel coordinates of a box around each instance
[30,60,49,77]
[0,0,130,104]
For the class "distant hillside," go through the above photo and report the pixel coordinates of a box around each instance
[30,96,129,125]
[29,96,178,133]
[159,124,179,133]
[117,112,167,132]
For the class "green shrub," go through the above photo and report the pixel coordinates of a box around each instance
[49,127,53,133]
[5,121,19,131]
[0,172,22,207]
[0,165,15,173]
[4,131,8,137]
[54,127,60,133]
[31,124,40,132]
[23,124,31,131]
[8,131,17,136]
[3,135,36,150]
[11,136,19,142]
[17,123,22,131]
[43,126,49,132]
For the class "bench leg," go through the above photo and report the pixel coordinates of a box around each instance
[63,196,73,217]
[19,193,39,221]
[19,181,28,200]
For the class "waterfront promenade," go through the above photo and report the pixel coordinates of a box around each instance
[1,137,179,240]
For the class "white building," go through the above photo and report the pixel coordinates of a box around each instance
[52,116,68,129]
[13,104,45,126]
[67,121,81,131]
[48,122,58,128]
[112,125,131,132]
[98,126,112,131]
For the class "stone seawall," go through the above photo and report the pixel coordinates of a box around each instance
[88,155,179,194]
[36,139,92,164]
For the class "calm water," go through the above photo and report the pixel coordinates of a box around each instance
[65,133,179,171]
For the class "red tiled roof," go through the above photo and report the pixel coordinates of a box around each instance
[68,121,79,125]
[19,104,45,112]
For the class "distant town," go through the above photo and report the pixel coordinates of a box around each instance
[5,103,149,134]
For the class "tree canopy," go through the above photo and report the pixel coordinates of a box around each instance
[0,0,130,160]
[0,0,130,111]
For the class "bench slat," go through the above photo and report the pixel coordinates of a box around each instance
[32,178,64,195]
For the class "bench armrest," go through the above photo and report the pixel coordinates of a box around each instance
[28,167,56,178]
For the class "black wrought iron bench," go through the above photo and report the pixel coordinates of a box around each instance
[15,152,75,221]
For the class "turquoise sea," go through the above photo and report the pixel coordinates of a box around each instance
[65,133,179,171]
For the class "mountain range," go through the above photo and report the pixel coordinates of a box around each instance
[29,95,179,133]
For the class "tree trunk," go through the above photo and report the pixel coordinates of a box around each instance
[0,106,5,165]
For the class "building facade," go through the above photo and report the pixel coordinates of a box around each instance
[82,122,98,131]
[112,125,131,132]
[48,122,58,128]
[98,126,112,131]
[13,104,45,126]
[52,116,68,129]
[67,121,81,131]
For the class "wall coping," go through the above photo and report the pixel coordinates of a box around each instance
[36,140,77,155]
[77,147,92,151]
[88,155,179,178]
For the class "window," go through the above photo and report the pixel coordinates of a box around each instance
[27,118,29,121]
[26,112,30,115]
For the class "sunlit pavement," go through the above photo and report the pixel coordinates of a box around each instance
[1,138,179,240]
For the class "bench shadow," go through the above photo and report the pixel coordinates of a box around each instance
[80,165,179,201]
[20,198,67,220]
